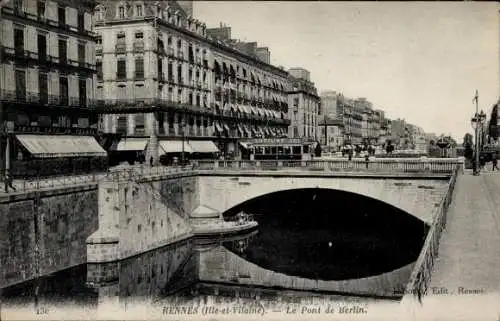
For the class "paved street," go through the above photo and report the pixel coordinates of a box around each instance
[416,169,500,320]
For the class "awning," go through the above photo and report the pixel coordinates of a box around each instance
[273,111,281,119]
[214,122,223,132]
[263,127,270,136]
[237,125,244,136]
[258,127,265,137]
[251,127,258,135]
[16,134,107,158]
[249,107,257,115]
[115,138,148,151]
[239,142,252,149]
[237,105,246,114]
[159,140,194,153]
[188,140,219,153]
[269,128,276,136]
[256,108,265,117]
[223,124,230,132]
[265,109,273,117]
[243,105,252,114]
[242,125,252,137]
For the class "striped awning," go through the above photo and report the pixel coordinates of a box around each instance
[16,135,107,158]
[237,124,244,136]
[242,125,252,137]
[114,138,149,151]
[159,140,194,153]
[188,140,219,153]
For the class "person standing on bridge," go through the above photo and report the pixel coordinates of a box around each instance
[4,173,16,193]
[492,153,499,171]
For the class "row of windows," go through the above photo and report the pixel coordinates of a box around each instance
[13,26,88,63]
[12,0,87,31]
[12,68,88,104]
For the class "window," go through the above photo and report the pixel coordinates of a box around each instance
[13,0,22,14]
[78,12,84,31]
[37,34,47,62]
[118,6,125,18]
[78,42,85,65]
[58,39,67,64]
[117,33,125,42]
[14,28,24,56]
[167,36,172,45]
[167,62,173,80]
[58,7,66,26]
[37,1,45,19]
[15,69,26,101]
[136,5,143,16]
[135,57,144,79]
[188,92,193,105]
[196,95,200,107]
[39,73,48,104]
[117,60,126,79]
[96,61,103,81]
[59,76,68,105]
[177,89,182,103]
[134,32,143,39]
[79,78,87,107]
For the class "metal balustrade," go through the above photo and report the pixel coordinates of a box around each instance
[0,159,462,195]
[403,163,460,302]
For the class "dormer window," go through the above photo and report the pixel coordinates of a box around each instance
[136,5,143,17]
[118,6,125,18]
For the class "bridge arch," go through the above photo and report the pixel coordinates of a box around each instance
[198,175,449,223]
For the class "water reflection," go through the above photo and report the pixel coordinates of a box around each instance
[2,209,418,311]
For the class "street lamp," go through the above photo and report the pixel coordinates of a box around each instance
[471,110,487,175]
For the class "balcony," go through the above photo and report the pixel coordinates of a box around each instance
[1,46,95,74]
[133,41,144,52]
[115,43,126,54]
[0,89,97,111]
[134,72,145,81]
[116,73,127,82]
[96,46,102,55]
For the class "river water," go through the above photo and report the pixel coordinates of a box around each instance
[1,188,427,316]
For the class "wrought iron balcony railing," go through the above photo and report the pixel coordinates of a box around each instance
[0,89,98,110]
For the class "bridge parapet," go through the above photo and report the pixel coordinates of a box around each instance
[195,158,463,175]
[401,163,461,307]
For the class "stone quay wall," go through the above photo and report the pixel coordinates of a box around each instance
[0,185,99,288]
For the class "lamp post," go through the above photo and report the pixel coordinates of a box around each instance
[471,110,487,175]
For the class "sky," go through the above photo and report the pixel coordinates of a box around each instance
[194,1,499,141]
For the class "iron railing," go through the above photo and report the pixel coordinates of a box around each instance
[0,159,462,195]
[403,163,460,302]
[194,159,461,174]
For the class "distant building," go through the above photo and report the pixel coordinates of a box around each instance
[319,91,341,119]
[287,68,320,140]
[318,116,344,151]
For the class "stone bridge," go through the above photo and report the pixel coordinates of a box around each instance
[0,158,461,290]
[197,172,451,224]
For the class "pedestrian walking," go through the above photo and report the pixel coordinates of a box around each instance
[472,158,478,175]
[4,173,16,193]
[365,153,370,169]
[492,155,499,171]
[150,156,154,167]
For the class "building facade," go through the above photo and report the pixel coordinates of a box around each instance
[318,116,344,151]
[287,68,319,140]
[319,90,341,119]
[95,1,290,163]
[0,0,104,177]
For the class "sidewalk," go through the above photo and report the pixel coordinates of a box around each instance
[416,170,500,320]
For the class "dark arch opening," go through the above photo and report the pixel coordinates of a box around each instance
[222,188,428,281]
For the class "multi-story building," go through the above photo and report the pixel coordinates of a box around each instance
[319,90,341,119]
[0,0,104,177]
[287,67,320,140]
[95,1,290,163]
[318,115,344,151]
